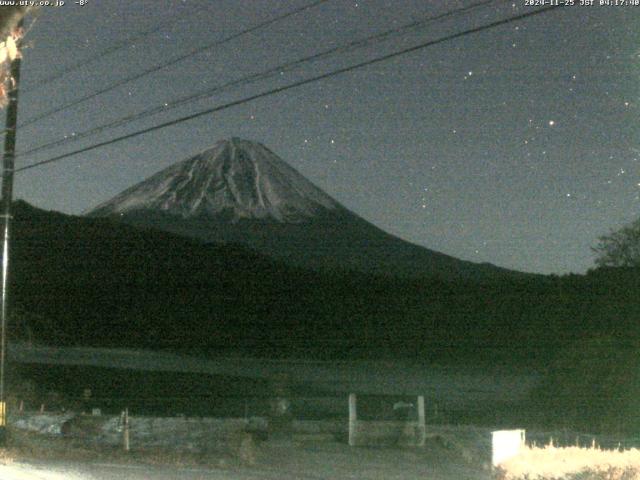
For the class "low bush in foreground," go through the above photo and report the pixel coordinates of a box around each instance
[496,444,640,479]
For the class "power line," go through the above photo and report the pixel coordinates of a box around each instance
[17,0,495,159]
[17,0,331,129]
[15,5,561,175]
[21,4,195,94]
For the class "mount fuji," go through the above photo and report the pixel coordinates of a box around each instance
[88,138,520,280]
[90,138,340,223]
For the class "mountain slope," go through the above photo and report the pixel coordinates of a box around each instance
[88,137,525,280]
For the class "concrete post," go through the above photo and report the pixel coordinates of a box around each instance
[416,395,426,446]
[348,393,357,446]
[123,408,130,452]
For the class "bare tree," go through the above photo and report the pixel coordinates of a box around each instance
[593,218,640,268]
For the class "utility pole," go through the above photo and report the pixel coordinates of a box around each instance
[0,20,23,446]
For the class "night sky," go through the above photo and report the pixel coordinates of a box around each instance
[9,1,639,275]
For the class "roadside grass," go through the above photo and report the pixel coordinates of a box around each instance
[496,443,640,480]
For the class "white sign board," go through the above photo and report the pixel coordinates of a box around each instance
[492,429,525,467]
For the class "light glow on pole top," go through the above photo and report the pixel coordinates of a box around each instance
[0,24,22,108]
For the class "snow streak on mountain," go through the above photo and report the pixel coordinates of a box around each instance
[90,138,339,223]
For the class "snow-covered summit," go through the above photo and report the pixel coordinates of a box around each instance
[89,138,339,222]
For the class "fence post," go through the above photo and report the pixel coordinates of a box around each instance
[348,393,357,447]
[416,395,426,446]
[122,408,130,452]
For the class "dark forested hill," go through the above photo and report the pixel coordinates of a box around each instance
[7,201,640,368]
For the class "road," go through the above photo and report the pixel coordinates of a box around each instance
[0,461,320,480]
[0,429,494,480]
[0,458,488,480]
